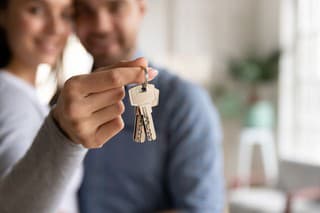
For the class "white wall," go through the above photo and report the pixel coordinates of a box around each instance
[256,0,280,55]
[138,0,280,87]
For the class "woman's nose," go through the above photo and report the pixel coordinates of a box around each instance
[45,15,69,35]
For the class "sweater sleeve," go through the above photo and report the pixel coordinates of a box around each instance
[0,112,87,213]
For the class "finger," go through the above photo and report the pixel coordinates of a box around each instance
[88,102,125,128]
[84,87,125,112]
[94,116,124,148]
[79,66,158,95]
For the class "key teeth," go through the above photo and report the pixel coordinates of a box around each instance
[133,107,146,143]
[141,107,156,142]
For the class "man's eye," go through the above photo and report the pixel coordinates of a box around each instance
[109,2,126,15]
[28,5,44,15]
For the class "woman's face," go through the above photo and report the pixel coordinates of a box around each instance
[2,0,73,67]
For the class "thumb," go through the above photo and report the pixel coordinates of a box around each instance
[95,57,148,71]
[118,57,148,68]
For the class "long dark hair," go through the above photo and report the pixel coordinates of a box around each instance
[0,0,10,68]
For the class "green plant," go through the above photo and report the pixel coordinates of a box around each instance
[229,50,281,84]
[212,50,281,120]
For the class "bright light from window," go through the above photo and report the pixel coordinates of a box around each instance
[279,0,320,165]
[35,35,93,104]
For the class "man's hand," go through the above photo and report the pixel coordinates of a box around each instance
[52,58,158,148]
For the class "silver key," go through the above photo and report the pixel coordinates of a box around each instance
[133,107,146,143]
[129,83,159,142]
[139,105,157,141]
[129,84,159,107]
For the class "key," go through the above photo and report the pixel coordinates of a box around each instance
[129,84,159,107]
[136,85,158,141]
[129,83,159,142]
[133,107,146,143]
[139,105,157,141]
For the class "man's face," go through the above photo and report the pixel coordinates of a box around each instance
[75,0,145,68]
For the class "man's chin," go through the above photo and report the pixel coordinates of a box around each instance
[94,59,120,69]
[93,53,129,68]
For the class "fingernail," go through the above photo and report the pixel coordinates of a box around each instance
[148,68,158,77]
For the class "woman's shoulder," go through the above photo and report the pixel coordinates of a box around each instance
[0,76,35,114]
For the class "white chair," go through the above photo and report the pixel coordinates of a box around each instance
[237,127,278,187]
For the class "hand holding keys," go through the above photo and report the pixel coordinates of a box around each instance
[53,58,158,148]
[129,67,159,143]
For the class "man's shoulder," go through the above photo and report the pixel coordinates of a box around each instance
[151,65,211,105]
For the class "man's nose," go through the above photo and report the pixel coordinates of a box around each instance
[92,10,114,33]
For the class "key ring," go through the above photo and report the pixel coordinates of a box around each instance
[142,66,148,92]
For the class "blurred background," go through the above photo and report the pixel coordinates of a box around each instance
[35,0,320,212]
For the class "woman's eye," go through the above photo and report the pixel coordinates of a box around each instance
[62,10,74,21]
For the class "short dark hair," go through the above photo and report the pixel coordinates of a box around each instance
[0,0,11,68]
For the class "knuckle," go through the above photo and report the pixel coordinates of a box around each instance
[78,135,93,148]
[93,134,107,149]
[108,70,122,87]
[81,140,94,149]
[64,76,78,90]
[64,101,79,120]
[94,139,105,149]
[113,117,125,130]
[73,121,90,136]
[115,87,125,100]
[64,87,76,99]
[114,102,125,115]
[64,76,82,96]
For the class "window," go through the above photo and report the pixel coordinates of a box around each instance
[279,0,320,164]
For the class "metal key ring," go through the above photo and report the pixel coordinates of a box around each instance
[142,66,148,92]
